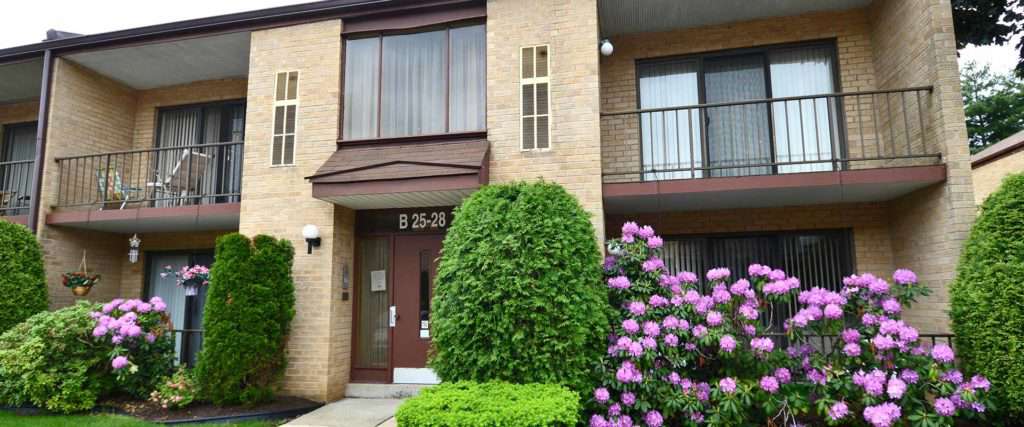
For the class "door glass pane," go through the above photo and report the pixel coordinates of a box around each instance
[704,55,771,177]
[343,37,381,139]
[770,46,838,173]
[358,238,390,369]
[148,253,190,364]
[418,250,431,332]
[638,59,703,180]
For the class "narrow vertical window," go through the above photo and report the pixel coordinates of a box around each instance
[521,45,550,150]
[272,71,298,165]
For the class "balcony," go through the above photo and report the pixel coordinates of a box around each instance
[601,87,946,213]
[48,142,243,232]
[0,159,34,221]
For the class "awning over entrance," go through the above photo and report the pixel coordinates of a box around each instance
[309,138,489,209]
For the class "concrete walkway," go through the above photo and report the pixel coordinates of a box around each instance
[284,398,403,427]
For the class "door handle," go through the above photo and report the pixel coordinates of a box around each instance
[389,305,397,328]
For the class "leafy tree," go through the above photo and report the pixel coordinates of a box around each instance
[961,61,1024,152]
[194,233,295,405]
[0,221,48,333]
[953,0,1024,76]
[430,181,609,393]
[951,173,1024,417]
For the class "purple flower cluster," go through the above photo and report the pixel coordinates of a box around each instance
[91,297,167,370]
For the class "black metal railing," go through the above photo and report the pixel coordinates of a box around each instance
[0,159,34,216]
[601,87,941,183]
[54,142,243,209]
[763,332,955,357]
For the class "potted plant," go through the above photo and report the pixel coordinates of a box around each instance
[162,264,211,296]
[63,252,100,296]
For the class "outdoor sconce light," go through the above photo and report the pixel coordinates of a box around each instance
[302,224,321,254]
[599,39,614,56]
[128,234,141,264]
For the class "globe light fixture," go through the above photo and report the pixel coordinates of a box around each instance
[599,39,614,56]
[302,224,321,254]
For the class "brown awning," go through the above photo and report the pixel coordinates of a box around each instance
[308,138,489,209]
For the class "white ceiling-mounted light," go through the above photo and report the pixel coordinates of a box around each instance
[599,39,614,56]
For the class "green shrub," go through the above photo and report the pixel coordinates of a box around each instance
[0,221,48,333]
[149,367,197,409]
[194,233,296,405]
[0,302,111,413]
[395,382,579,427]
[951,172,1024,416]
[430,181,608,392]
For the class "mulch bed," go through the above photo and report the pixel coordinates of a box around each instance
[98,395,321,424]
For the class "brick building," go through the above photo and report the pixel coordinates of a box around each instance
[0,0,974,401]
[971,129,1024,204]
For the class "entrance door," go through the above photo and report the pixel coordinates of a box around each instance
[391,234,443,383]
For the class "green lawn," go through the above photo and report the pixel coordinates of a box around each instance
[0,412,283,427]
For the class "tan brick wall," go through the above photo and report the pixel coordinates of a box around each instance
[132,79,248,150]
[37,59,138,308]
[599,9,890,182]
[972,149,1024,205]
[606,202,895,279]
[870,0,976,333]
[486,0,606,242]
[240,19,349,402]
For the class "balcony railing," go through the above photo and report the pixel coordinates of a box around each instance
[0,159,34,216]
[601,87,941,183]
[54,142,243,209]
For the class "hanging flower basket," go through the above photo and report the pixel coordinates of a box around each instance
[162,265,211,296]
[64,251,100,296]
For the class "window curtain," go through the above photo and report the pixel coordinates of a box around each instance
[381,30,446,137]
[638,60,702,180]
[448,24,486,132]
[343,37,381,139]
[147,254,190,364]
[1,124,36,214]
[155,109,201,207]
[703,55,772,177]
[769,46,838,173]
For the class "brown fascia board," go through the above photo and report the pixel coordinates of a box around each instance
[0,0,479,62]
[971,129,1024,169]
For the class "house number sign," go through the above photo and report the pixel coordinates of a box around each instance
[356,207,455,234]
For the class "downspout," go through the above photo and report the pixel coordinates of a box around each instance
[27,49,53,234]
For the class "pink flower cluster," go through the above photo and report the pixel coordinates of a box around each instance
[91,297,168,371]
[161,264,211,289]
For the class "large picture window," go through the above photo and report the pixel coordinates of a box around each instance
[637,41,840,179]
[343,23,486,140]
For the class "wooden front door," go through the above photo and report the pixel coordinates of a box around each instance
[391,234,443,371]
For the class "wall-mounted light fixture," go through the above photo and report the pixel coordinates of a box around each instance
[302,224,321,254]
[599,39,614,56]
[128,234,141,263]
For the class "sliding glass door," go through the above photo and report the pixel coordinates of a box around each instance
[0,122,36,215]
[637,42,840,180]
[146,251,214,366]
[155,102,245,206]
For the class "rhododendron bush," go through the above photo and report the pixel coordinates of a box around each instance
[91,296,175,399]
[589,223,991,427]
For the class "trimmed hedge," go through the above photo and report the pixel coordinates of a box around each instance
[0,302,110,413]
[951,173,1024,416]
[430,181,609,392]
[0,221,48,333]
[194,233,295,405]
[395,382,580,427]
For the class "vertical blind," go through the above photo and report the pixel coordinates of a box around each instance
[637,43,839,180]
[662,230,853,331]
[156,103,245,205]
[1,123,36,215]
[343,23,486,139]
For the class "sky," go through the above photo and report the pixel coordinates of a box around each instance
[0,1,1020,75]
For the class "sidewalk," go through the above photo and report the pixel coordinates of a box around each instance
[284,398,402,427]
